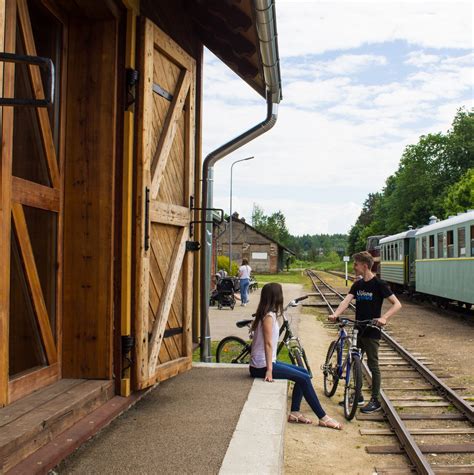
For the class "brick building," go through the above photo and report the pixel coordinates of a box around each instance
[218,216,295,273]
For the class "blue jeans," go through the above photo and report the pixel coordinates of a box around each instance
[240,278,250,304]
[249,362,326,418]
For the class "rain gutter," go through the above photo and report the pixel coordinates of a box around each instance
[199,0,282,361]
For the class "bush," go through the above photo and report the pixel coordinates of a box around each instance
[217,255,239,276]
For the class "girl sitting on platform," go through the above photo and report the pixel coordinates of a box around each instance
[249,282,343,430]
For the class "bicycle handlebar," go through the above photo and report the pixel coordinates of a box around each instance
[294,295,309,303]
[336,317,381,328]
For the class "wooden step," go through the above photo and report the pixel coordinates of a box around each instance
[0,379,114,472]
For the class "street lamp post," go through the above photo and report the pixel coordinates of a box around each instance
[229,156,254,274]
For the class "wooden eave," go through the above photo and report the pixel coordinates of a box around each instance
[141,0,266,99]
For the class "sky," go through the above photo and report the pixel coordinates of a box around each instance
[202,0,473,236]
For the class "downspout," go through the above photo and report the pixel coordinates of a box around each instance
[199,0,282,361]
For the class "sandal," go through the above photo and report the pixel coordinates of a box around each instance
[288,412,313,424]
[318,417,343,430]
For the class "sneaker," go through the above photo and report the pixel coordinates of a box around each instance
[338,395,365,407]
[360,398,381,414]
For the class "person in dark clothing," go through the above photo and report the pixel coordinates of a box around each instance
[329,251,402,413]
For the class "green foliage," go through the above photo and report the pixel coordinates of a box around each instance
[217,255,239,276]
[251,204,348,260]
[443,168,474,215]
[251,204,291,245]
[349,108,474,242]
[254,271,309,285]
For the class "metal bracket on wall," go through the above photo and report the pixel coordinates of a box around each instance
[190,207,224,225]
[126,68,139,108]
[0,52,55,107]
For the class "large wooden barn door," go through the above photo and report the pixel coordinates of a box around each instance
[134,19,196,390]
[0,0,66,404]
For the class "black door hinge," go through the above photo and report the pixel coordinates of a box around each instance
[144,187,150,251]
[186,241,200,252]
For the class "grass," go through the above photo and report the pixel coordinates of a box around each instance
[254,269,309,285]
[192,340,293,365]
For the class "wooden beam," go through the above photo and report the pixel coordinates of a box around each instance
[8,363,59,404]
[153,25,193,71]
[134,17,154,388]
[0,0,16,407]
[183,71,195,358]
[12,203,57,365]
[150,69,190,199]
[148,227,188,374]
[120,1,139,398]
[17,0,60,189]
[136,356,191,389]
[12,176,60,212]
[149,202,190,227]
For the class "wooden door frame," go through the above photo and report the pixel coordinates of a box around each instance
[0,0,68,405]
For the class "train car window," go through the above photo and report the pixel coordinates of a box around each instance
[471,225,474,256]
[437,232,444,258]
[447,230,454,258]
[390,244,394,260]
[421,236,427,259]
[429,235,435,259]
[416,238,421,259]
[457,228,466,257]
[394,243,398,260]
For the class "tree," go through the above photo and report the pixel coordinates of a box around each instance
[443,168,474,215]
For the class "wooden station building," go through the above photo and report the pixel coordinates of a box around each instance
[218,215,295,273]
[0,0,281,470]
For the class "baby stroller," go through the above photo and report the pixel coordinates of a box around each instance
[216,277,236,310]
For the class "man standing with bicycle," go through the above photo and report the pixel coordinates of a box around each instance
[329,251,402,413]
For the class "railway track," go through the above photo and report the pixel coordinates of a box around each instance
[306,269,474,475]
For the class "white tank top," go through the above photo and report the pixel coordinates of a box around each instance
[250,311,279,368]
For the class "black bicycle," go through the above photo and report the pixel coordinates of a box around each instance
[215,295,312,377]
[322,317,379,420]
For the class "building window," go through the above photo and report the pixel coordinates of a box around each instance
[458,228,466,257]
[429,235,435,259]
[437,232,444,258]
[422,236,427,259]
[447,230,454,258]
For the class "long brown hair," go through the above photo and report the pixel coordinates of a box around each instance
[251,282,284,331]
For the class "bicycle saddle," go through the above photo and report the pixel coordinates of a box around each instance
[236,319,253,328]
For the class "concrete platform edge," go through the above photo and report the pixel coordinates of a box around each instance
[219,378,288,475]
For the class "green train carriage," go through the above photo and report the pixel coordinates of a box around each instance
[415,211,474,308]
[379,229,417,292]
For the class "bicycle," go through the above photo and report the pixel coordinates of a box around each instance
[215,295,312,377]
[322,317,379,420]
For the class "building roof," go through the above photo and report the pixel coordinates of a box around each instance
[380,229,417,244]
[415,210,474,237]
[229,216,296,255]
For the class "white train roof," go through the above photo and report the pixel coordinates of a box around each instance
[415,210,474,237]
[380,229,417,244]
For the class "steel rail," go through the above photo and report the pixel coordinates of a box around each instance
[305,271,338,313]
[382,331,474,424]
[361,361,434,475]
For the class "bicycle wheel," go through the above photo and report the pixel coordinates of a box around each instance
[323,341,340,397]
[344,355,362,420]
[216,336,250,364]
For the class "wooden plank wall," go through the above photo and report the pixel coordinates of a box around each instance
[62,16,118,379]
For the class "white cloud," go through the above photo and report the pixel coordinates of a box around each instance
[276,2,473,56]
[405,51,440,66]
